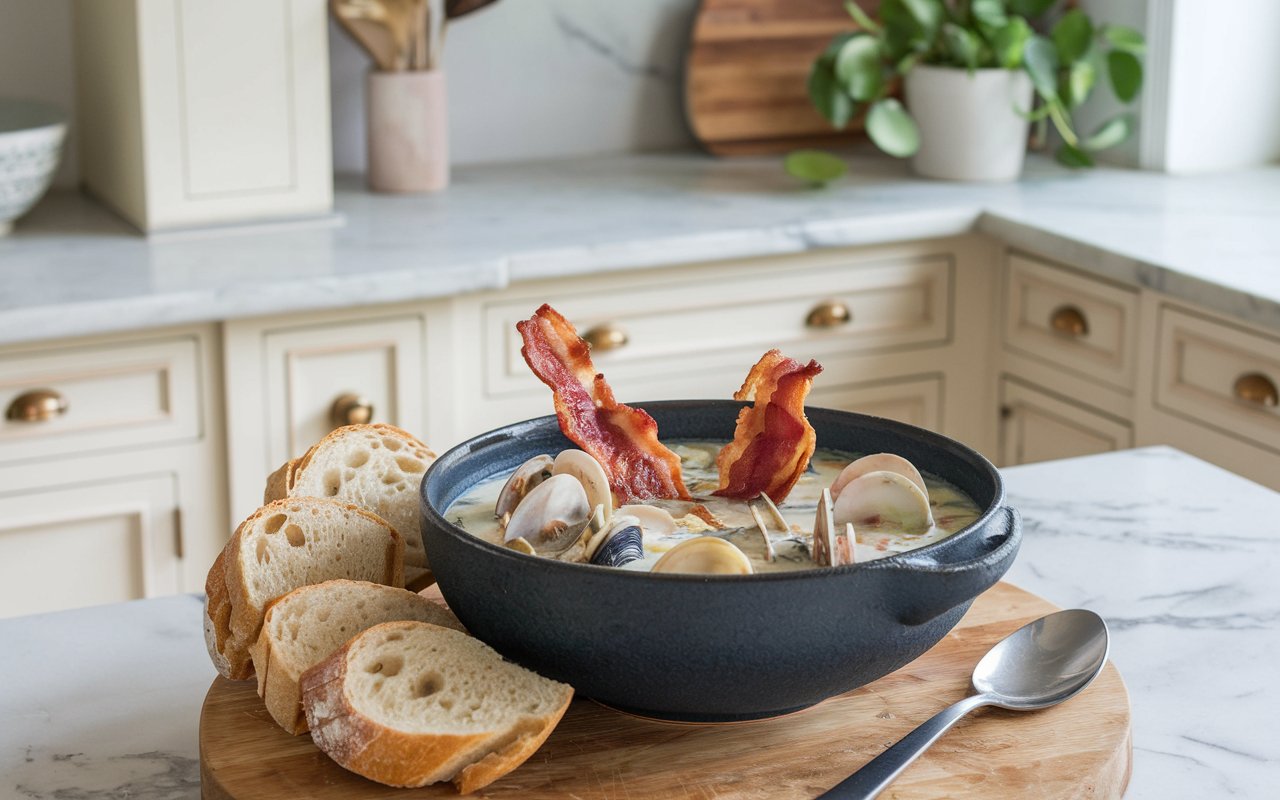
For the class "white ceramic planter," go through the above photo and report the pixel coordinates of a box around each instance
[367,71,450,194]
[904,66,1033,182]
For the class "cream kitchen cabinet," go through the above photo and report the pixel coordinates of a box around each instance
[0,325,226,617]
[998,377,1133,466]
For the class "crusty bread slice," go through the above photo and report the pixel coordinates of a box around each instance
[250,579,465,735]
[301,621,573,793]
[265,424,436,591]
[204,497,404,680]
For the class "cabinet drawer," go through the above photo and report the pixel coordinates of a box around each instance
[0,473,181,618]
[483,255,952,397]
[999,377,1132,467]
[1003,254,1138,390]
[262,315,425,468]
[0,337,201,464]
[810,374,942,431]
[1155,306,1280,454]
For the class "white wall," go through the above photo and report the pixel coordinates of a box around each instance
[0,0,698,187]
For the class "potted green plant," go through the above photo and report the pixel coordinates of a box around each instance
[790,0,1145,184]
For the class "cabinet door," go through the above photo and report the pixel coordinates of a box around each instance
[999,378,1132,467]
[0,474,180,618]
[809,375,943,431]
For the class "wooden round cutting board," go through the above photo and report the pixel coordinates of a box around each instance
[200,582,1131,799]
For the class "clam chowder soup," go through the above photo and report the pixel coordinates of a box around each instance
[447,442,981,575]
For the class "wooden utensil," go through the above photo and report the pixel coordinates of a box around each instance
[199,582,1132,799]
[331,0,401,71]
[685,0,877,156]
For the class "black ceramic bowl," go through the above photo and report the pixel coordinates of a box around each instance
[421,401,1020,722]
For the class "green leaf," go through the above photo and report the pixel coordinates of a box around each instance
[835,34,884,101]
[1008,0,1056,17]
[1101,25,1145,54]
[807,61,854,129]
[1065,59,1096,107]
[1082,114,1135,151]
[898,0,946,39]
[1107,50,1143,102]
[1023,35,1060,100]
[942,22,982,71]
[865,98,921,158]
[820,32,856,65]
[1051,9,1093,63]
[784,150,848,186]
[992,17,1032,68]
[971,0,1008,29]
[844,1,881,33]
[1056,143,1095,168]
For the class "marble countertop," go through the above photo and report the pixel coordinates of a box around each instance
[3,152,1280,346]
[3,446,1277,798]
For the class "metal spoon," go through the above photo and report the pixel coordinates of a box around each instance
[819,609,1110,799]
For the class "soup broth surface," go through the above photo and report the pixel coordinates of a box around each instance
[448,442,981,573]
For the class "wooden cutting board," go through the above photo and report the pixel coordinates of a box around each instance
[200,582,1131,799]
[685,0,877,156]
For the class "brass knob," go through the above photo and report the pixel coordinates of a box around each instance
[1233,372,1278,408]
[582,322,629,353]
[1049,305,1089,338]
[330,393,374,427]
[5,388,68,422]
[806,300,852,329]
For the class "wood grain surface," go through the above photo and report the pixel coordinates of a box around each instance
[200,582,1131,799]
[685,0,876,156]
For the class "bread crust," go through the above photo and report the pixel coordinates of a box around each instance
[203,545,244,679]
[263,458,295,504]
[220,498,405,681]
[291,424,435,484]
[300,621,572,792]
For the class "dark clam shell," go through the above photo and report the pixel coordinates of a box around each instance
[590,525,644,568]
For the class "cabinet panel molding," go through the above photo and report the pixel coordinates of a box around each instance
[998,377,1133,467]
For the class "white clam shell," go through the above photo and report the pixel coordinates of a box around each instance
[651,536,754,576]
[832,470,934,534]
[812,488,837,567]
[552,449,614,521]
[830,453,929,501]
[495,454,554,519]
[614,504,678,538]
[503,473,591,553]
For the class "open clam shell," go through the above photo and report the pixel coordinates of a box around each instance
[503,473,591,554]
[811,488,837,567]
[830,453,929,501]
[495,454,554,519]
[552,449,614,521]
[651,536,754,576]
[589,524,644,568]
[614,504,678,538]
[832,470,933,534]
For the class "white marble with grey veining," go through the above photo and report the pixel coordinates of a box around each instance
[1,446,1277,798]
[1,152,1280,346]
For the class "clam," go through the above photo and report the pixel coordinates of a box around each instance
[495,454,554,519]
[505,537,536,555]
[552,449,613,521]
[583,513,640,562]
[614,504,678,537]
[746,502,778,562]
[835,522,857,565]
[756,492,789,532]
[832,470,934,534]
[652,536,754,576]
[589,524,644,568]
[502,473,591,554]
[811,488,837,567]
[830,453,929,501]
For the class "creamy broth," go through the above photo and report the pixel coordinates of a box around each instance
[447,442,982,574]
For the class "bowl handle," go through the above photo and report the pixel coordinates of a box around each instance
[867,506,1022,627]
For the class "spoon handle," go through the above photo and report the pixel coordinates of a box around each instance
[817,694,992,799]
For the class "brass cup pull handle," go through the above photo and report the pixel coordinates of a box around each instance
[330,393,374,428]
[1233,372,1278,408]
[582,323,629,353]
[1049,305,1089,338]
[806,300,852,329]
[5,388,69,422]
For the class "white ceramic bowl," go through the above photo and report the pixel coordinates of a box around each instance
[0,100,67,235]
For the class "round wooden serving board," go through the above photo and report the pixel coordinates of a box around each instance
[200,582,1131,799]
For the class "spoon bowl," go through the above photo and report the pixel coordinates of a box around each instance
[821,608,1110,799]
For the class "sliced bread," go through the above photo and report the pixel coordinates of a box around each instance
[250,579,465,735]
[266,424,437,590]
[301,621,573,793]
[203,497,404,680]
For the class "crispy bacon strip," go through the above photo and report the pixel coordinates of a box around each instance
[517,304,690,503]
[713,349,823,504]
